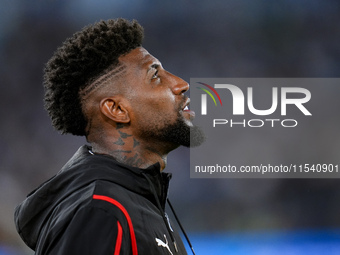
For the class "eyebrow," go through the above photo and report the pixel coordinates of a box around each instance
[148,63,160,72]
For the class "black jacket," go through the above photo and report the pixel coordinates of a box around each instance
[14,145,188,255]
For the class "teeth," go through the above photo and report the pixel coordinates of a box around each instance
[184,106,189,110]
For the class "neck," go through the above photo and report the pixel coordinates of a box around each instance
[88,127,169,171]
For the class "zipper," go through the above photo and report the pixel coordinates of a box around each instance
[142,173,179,253]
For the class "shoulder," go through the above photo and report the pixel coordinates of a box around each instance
[89,179,144,218]
[46,180,133,235]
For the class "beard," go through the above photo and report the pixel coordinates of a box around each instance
[161,116,205,147]
[140,112,205,148]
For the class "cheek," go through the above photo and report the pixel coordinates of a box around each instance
[133,101,178,128]
[129,89,178,123]
[142,90,177,112]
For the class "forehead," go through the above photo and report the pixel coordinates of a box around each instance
[118,47,161,69]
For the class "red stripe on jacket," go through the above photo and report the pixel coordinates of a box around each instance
[114,221,122,255]
[93,195,138,255]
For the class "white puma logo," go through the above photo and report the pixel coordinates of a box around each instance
[155,234,173,255]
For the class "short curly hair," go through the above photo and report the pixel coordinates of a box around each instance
[43,18,144,136]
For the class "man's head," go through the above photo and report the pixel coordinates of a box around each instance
[99,47,204,150]
[44,19,204,151]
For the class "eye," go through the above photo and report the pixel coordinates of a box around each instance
[152,70,159,80]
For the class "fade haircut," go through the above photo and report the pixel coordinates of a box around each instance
[43,18,144,136]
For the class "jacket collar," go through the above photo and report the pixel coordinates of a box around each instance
[62,145,172,207]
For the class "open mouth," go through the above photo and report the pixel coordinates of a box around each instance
[182,98,195,120]
[182,98,190,111]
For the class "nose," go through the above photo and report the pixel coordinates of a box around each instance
[170,73,189,95]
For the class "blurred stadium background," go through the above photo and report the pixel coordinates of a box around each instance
[1,1,340,254]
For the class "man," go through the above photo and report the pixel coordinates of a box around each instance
[14,18,204,255]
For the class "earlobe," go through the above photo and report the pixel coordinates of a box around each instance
[100,98,130,123]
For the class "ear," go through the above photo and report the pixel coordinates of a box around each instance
[100,97,130,123]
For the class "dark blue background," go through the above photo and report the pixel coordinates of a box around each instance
[1,1,340,254]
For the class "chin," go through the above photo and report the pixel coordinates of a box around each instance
[184,119,194,127]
